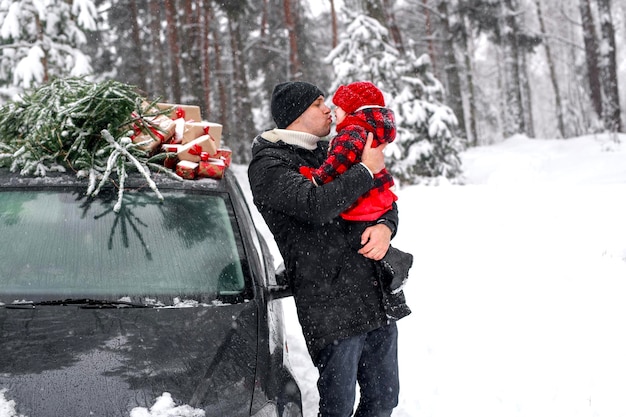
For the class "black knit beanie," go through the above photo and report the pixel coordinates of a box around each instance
[271,81,325,128]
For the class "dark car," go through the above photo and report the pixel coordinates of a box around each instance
[0,168,302,417]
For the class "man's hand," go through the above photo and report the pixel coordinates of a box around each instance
[358,223,392,261]
[361,132,386,174]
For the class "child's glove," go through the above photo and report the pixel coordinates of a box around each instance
[299,166,314,180]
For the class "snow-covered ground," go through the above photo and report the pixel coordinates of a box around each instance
[236,133,626,417]
[2,133,626,417]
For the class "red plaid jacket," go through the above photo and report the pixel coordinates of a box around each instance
[300,106,398,221]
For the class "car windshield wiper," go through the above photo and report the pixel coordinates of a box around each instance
[3,298,152,309]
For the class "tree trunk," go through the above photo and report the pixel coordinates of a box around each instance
[201,0,212,119]
[128,0,147,92]
[519,50,534,138]
[458,6,478,145]
[329,0,338,48]
[437,0,465,138]
[382,0,404,54]
[422,0,437,74]
[34,11,49,83]
[500,0,525,136]
[261,0,269,38]
[228,18,254,163]
[149,0,166,98]
[534,0,565,138]
[579,0,603,120]
[596,0,622,132]
[211,17,227,131]
[283,0,301,78]
[180,0,201,104]
[164,0,182,102]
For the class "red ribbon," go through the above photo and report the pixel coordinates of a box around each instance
[188,143,203,156]
[174,107,186,120]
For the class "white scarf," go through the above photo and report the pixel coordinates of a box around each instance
[260,128,321,151]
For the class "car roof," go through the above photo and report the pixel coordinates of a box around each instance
[0,167,234,194]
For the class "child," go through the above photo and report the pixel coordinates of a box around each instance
[299,81,413,294]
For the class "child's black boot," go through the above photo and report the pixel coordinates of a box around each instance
[380,246,414,294]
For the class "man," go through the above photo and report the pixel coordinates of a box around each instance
[248,81,411,417]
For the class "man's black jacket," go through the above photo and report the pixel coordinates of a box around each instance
[248,135,410,360]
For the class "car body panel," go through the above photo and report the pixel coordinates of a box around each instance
[0,303,257,416]
[0,169,301,416]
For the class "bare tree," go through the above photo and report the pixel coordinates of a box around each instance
[437,0,465,138]
[500,0,525,136]
[423,0,437,74]
[534,0,564,138]
[201,0,213,118]
[579,0,603,121]
[383,0,405,54]
[457,3,478,145]
[330,0,338,48]
[596,0,622,132]
[283,0,301,78]
[127,0,147,92]
[164,0,182,102]
[149,0,166,97]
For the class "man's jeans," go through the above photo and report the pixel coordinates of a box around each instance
[314,322,399,417]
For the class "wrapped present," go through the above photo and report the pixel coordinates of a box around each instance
[161,144,181,153]
[157,103,202,122]
[131,113,177,150]
[161,144,181,169]
[171,118,186,144]
[176,160,199,180]
[198,157,226,179]
[177,135,217,162]
[214,148,232,167]
[181,121,223,146]
[131,133,162,153]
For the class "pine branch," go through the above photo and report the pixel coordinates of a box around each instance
[0,77,172,212]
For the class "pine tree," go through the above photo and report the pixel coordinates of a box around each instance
[0,0,98,101]
[324,12,464,184]
[0,77,173,211]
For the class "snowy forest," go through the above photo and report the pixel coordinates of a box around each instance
[0,0,624,184]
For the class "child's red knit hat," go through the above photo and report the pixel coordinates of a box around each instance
[332,81,385,114]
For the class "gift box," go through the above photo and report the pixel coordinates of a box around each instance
[177,135,218,162]
[131,113,177,151]
[157,103,202,122]
[198,157,226,179]
[171,118,186,144]
[213,148,232,167]
[176,160,199,179]
[131,133,162,153]
[161,144,181,169]
[181,121,223,146]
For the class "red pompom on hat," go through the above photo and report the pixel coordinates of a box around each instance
[332,81,385,114]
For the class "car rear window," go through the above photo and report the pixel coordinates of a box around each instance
[0,188,251,305]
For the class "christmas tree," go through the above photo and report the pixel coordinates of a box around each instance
[0,77,177,212]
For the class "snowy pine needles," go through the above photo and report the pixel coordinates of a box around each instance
[0,77,173,212]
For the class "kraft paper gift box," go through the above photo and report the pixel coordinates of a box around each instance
[156,103,202,122]
[213,148,232,167]
[176,135,218,163]
[198,157,226,179]
[131,114,177,152]
[176,160,199,180]
[131,133,161,153]
[161,144,181,169]
[181,121,223,146]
